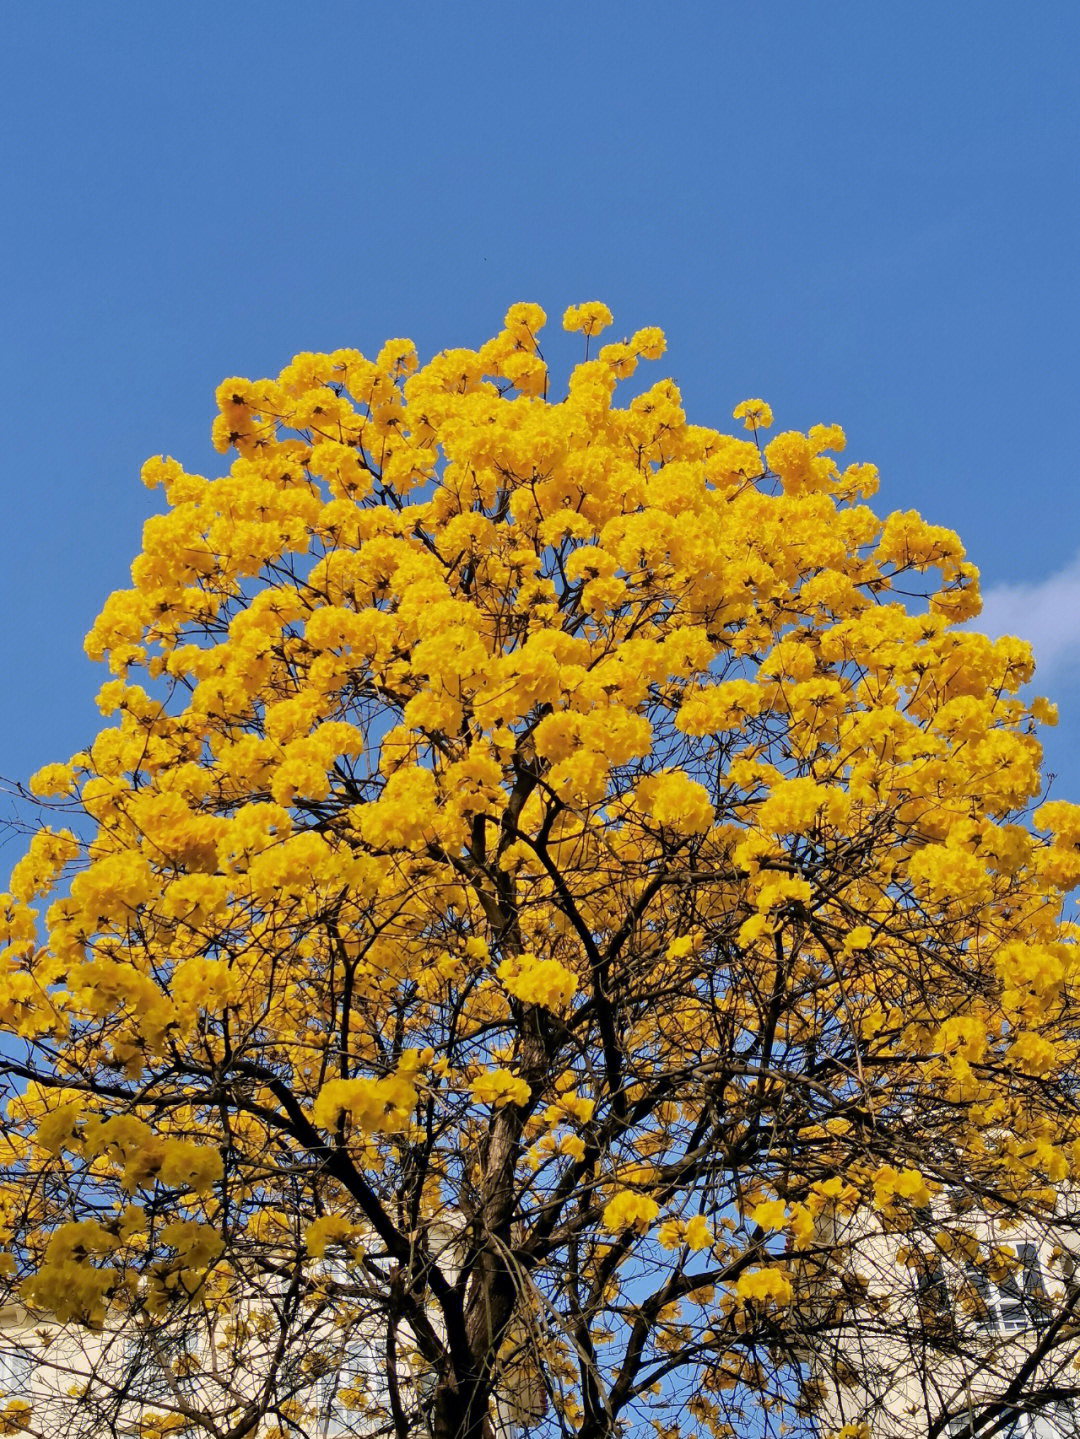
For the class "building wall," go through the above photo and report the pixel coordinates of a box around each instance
[0,1300,400,1437]
[804,1198,1080,1439]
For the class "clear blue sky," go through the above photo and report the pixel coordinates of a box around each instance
[3,1,1079,815]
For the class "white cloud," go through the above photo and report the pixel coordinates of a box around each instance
[976,551,1080,677]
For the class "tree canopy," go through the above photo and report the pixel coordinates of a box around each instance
[2,302,1079,1439]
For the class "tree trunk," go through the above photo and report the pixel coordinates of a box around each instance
[431,1377,491,1439]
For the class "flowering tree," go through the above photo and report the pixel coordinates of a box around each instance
[2,302,1079,1439]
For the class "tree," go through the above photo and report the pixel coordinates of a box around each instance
[2,300,1079,1439]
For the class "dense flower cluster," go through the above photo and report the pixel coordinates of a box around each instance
[0,302,1076,1439]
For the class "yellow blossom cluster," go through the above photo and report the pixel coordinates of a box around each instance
[735,1268,794,1306]
[603,1192,661,1234]
[496,952,578,1012]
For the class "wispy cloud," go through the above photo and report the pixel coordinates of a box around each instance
[976,551,1080,678]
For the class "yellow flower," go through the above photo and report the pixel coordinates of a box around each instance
[471,1069,531,1110]
[313,1074,418,1133]
[630,327,666,360]
[873,1165,930,1210]
[1007,1031,1059,1077]
[787,1204,815,1249]
[736,1267,793,1305]
[635,771,714,835]
[683,1214,713,1250]
[603,1192,660,1234]
[27,762,77,797]
[843,926,873,952]
[732,398,774,431]
[562,301,614,337]
[497,953,578,1012]
[751,1199,787,1231]
[0,1400,32,1434]
[504,303,547,343]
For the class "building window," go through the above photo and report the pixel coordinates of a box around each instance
[0,1345,33,1398]
[946,1401,1074,1438]
[319,1330,384,1436]
[915,1252,952,1317]
[1032,1401,1077,1438]
[947,1413,1024,1439]
[964,1245,1049,1334]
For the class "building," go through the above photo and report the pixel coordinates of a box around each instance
[0,1293,406,1437]
[803,1186,1080,1439]
[0,1250,542,1437]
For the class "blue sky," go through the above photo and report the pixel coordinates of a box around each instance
[3,0,1079,819]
